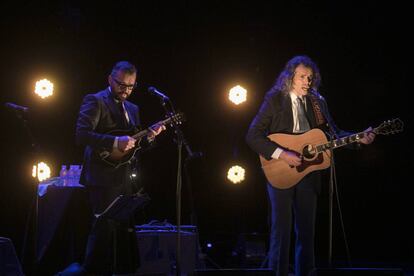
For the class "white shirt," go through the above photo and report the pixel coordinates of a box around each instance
[271,92,308,159]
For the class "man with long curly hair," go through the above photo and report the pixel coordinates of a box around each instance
[246,55,375,276]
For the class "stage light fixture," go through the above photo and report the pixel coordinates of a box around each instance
[227,165,245,184]
[229,85,247,105]
[35,79,54,99]
[32,162,51,182]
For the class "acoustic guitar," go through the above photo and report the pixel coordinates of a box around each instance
[260,118,404,189]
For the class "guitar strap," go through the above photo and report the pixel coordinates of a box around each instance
[308,93,326,127]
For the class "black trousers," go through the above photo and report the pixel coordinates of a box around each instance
[267,172,321,276]
[83,184,139,274]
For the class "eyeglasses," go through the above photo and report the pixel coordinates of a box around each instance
[112,78,137,90]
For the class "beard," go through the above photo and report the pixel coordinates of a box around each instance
[114,90,130,101]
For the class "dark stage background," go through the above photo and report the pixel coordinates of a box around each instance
[1,0,412,273]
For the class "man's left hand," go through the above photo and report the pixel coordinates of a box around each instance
[148,124,166,140]
[359,127,376,145]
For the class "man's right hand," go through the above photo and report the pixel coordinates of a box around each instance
[279,150,302,167]
[118,136,136,152]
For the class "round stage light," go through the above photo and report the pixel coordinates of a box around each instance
[228,85,247,105]
[32,162,51,182]
[35,79,54,99]
[227,165,245,184]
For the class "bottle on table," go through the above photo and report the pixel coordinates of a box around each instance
[59,165,68,186]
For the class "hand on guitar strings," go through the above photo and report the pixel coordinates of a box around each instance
[279,150,303,167]
[358,127,376,145]
[118,136,136,152]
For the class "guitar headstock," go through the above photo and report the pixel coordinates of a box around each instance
[166,112,185,126]
[375,118,404,135]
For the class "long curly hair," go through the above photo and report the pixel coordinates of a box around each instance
[268,55,321,94]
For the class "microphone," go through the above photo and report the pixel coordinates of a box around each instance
[308,88,323,100]
[148,86,170,100]
[5,102,29,113]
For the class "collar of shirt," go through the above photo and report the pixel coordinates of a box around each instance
[289,91,304,103]
[289,91,307,109]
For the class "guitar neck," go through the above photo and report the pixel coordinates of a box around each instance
[130,116,175,140]
[316,127,379,153]
[131,129,150,140]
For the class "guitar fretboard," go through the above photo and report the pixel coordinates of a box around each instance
[313,118,403,154]
[132,129,150,140]
[131,115,181,140]
[316,132,367,153]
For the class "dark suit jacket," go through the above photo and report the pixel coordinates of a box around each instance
[246,90,350,161]
[76,88,141,187]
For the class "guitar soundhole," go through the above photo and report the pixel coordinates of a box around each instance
[302,144,316,160]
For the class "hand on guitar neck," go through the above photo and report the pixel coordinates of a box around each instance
[117,124,166,152]
[147,123,167,141]
[358,126,376,145]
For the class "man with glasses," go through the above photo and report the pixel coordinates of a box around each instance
[75,61,165,274]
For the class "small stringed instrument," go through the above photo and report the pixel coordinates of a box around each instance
[97,112,184,168]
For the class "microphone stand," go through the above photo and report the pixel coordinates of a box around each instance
[325,128,336,268]
[157,96,199,276]
[309,90,338,267]
[325,124,352,268]
[314,91,352,268]
[323,115,353,269]
[12,109,39,274]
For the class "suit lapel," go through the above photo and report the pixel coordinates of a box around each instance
[282,94,294,132]
[124,101,136,127]
[103,89,126,128]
